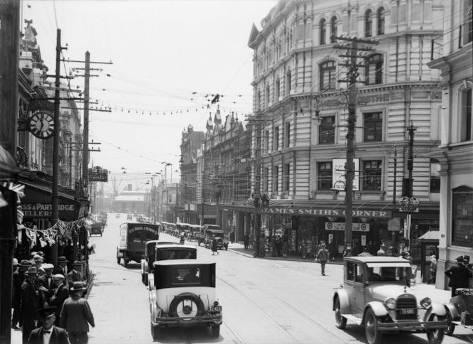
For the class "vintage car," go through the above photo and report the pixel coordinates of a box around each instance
[333,256,448,344]
[89,220,104,236]
[149,260,222,340]
[116,222,160,267]
[140,242,197,286]
[203,226,228,250]
[445,287,473,335]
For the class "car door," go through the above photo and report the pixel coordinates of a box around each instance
[345,262,366,317]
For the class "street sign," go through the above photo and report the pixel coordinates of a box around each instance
[325,222,370,232]
[88,166,108,182]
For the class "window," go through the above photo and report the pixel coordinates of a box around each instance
[330,17,337,43]
[460,87,472,142]
[320,18,326,45]
[365,9,373,37]
[283,163,290,192]
[365,54,383,85]
[317,161,332,190]
[273,165,279,193]
[320,61,336,90]
[264,130,270,153]
[264,167,269,192]
[275,78,280,100]
[362,160,382,191]
[319,116,335,144]
[464,0,472,44]
[430,159,441,193]
[266,84,271,106]
[452,186,473,247]
[257,91,262,110]
[346,262,363,282]
[377,7,385,35]
[286,70,292,95]
[274,126,279,150]
[364,112,383,142]
[285,122,291,147]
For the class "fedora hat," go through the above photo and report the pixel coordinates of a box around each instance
[25,266,38,275]
[19,259,32,267]
[37,305,57,318]
[69,281,86,292]
[456,256,465,263]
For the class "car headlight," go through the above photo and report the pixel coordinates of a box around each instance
[384,298,396,310]
[420,297,432,309]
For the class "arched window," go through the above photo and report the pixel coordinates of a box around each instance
[377,7,385,35]
[320,18,326,45]
[365,54,383,85]
[286,70,292,95]
[330,16,338,43]
[320,61,336,90]
[365,9,373,37]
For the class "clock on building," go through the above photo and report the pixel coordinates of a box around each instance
[28,111,54,139]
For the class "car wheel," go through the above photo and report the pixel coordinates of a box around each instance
[364,308,383,344]
[116,257,121,265]
[210,324,220,338]
[334,297,347,329]
[446,311,455,336]
[124,259,129,267]
[144,274,149,286]
[151,324,161,341]
[426,314,445,344]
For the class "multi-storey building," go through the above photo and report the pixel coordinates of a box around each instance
[200,110,252,241]
[248,0,444,260]
[428,0,473,289]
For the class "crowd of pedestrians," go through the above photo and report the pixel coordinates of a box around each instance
[11,251,95,344]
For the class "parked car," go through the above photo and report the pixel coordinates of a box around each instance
[445,287,473,335]
[203,226,228,250]
[140,242,197,286]
[333,256,448,344]
[89,220,104,236]
[149,260,222,340]
[116,222,160,267]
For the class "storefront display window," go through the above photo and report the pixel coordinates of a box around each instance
[452,186,473,247]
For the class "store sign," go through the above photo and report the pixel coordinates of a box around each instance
[22,203,76,218]
[262,207,391,218]
[332,158,359,191]
[325,222,370,232]
[88,167,108,182]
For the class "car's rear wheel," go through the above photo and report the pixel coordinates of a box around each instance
[426,314,445,344]
[124,258,129,267]
[151,324,161,341]
[446,311,455,336]
[209,324,220,338]
[116,257,121,265]
[365,308,383,344]
[334,297,347,329]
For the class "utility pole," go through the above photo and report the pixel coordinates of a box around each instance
[0,2,19,342]
[335,36,377,256]
[82,51,90,199]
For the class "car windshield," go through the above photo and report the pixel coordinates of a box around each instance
[154,264,215,289]
[156,249,196,260]
[367,266,412,283]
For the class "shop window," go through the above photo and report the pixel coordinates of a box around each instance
[364,112,383,142]
[460,87,472,142]
[319,116,335,144]
[274,126,280,150]
[317,161,333,191]
[283,163,290,192]
[365,54,383,85]
[285,122,291,147]
[286,70,292,95]
[273,165,279,193]
[430,159,441,193]
[320,60,336,91]
[330,16,337,43]
[377,7,385,35]
[452,186,473,247]
[320,18,326,45]
[365,9,373,38]
[362,160,382,191]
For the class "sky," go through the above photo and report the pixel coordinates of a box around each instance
[25,0,277,187]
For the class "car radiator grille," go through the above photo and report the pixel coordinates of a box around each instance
[396,293,417,320]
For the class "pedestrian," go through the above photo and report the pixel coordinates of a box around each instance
[211,237,218,255]
[32,255,44,270]
[12,258,22,330]
[445,256,473,297]
[67,262,83,285]
[50,274,69,325]
[53,257,69,277]
[376,245,386,256]
[60,282,95,344]
[429,253,437,284]
[39,263,55,304]
[244,234,249,250]
[20,266,42,344]
[316,243,329,276]
[28,306,70,344]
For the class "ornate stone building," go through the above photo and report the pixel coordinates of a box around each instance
[248,0,444,261]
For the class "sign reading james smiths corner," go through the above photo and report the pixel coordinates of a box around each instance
[262,207,391,218]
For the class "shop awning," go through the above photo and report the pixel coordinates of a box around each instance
[417,230,440,241]
[0,145,20,179]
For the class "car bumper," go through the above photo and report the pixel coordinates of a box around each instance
[152,314,222,327]
[377,320,449,332]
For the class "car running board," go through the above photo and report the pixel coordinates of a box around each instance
[342,314,363,326]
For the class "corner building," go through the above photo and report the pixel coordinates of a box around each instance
[248,0,445,260]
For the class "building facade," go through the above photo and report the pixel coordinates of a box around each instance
[248,0,444,259]
[428,0,473,288]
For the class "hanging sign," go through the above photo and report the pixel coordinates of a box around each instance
[325,222,370,232]
[88,166,108,182]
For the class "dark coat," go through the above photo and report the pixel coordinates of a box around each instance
[12,270,23,307]
[28,326,70,344]
[20,280,41,322]
[50,283,69,318]
[445,264,473,288]
[211,239,218,252]
[60,297,95,333]
[38,275,55,300]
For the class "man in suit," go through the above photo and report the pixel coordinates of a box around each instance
[445,256,473,297]
[39,264,55,304]
[28,306,70,344]
[50,274,69,324]
[12,258,22,330]
[21,266,42,344]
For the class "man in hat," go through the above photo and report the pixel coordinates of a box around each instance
[53,257,68,276]
[28,306,70,344]
[39,264,55,303]
[50,274,69,324]
[12,258,22,329]
[445,256,473,297]
[20,266,42,344]
[60,282,95,344]
[67,262,82,285]
[32,255,44,271]
[316,243,329,276]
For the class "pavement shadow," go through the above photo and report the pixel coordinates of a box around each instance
[342,325,432,344]
[153,326,224,343]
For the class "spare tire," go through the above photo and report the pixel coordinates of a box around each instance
[169,293,205,318]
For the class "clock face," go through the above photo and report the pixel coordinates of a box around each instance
[29,111,54,139]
